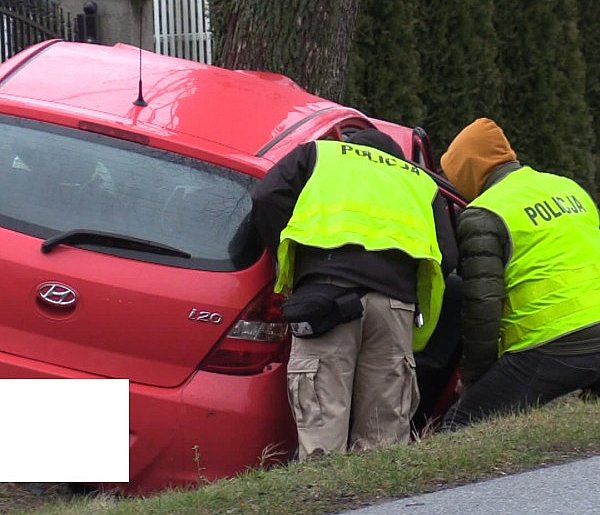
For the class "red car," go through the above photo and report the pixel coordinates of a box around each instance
[0,40,465,494]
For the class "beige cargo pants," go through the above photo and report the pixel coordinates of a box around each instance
[286,290,420,461]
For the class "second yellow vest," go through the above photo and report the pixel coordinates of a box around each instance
[470,166,600,354]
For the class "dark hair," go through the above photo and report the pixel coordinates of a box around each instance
[346,128,405,159]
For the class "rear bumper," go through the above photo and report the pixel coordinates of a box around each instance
[124,362,297,494]
[0,352,297,494]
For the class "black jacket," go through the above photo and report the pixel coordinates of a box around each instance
[457,162,600,385]
[251,141,458,303]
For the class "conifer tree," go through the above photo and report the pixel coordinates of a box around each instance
[494,0,595,192]
[418,0,500,163]
[344,0,424,127]
[578,0,600,198]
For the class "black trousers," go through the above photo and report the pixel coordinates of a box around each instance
[442,347,600,431]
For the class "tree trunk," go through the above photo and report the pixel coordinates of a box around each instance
[210,0,359,102]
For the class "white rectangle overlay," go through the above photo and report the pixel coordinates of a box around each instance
[0,379,129,482]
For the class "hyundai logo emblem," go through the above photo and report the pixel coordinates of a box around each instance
[38,282,78,308]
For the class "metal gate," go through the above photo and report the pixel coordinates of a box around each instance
[153,0,212,64]
[0,0,78,62]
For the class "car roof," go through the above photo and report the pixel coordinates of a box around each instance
[0,40,377,169]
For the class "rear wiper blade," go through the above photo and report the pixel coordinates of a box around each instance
[41,229,192,258]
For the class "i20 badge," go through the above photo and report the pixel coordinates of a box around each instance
[38,282,78,308]
[188,308,223,324]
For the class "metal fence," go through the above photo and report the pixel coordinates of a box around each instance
[0,0,77,62]
[153,0,212,64]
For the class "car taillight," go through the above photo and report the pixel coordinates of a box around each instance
[199,286,290,375]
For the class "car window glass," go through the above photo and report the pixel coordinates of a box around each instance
[0,117,260,271]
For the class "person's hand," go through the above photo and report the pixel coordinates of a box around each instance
[455,378,466,396]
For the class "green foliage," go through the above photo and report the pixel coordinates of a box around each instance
[343,0,598,193]
[494,0,595,193]
[345,0,502,161]
[417,0,501,161]
[578,0,600,198]
[344,0,424,127]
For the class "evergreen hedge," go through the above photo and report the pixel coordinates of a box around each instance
[345,0,598,197]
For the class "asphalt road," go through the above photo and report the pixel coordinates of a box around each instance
[344,455,600,515]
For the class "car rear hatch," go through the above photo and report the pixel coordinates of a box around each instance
[0,115,287,387]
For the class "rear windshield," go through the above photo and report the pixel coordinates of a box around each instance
[0,116,261,271]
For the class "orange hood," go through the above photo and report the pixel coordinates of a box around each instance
[441,118,517,201]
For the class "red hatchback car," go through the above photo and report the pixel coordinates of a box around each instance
[0,40,465,494]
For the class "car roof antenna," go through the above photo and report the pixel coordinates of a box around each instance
[132,1,148,107]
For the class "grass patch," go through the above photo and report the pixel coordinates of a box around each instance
[27,395,600,515]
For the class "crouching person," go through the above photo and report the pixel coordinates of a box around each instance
[251,129,458,460]
[440,118,600,431]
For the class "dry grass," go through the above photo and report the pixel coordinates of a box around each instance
[0,483,72,515]
[16,394,600,515]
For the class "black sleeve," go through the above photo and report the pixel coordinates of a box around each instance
[251,142,316,255]
[457,207,508,386]
[432,190,459,277]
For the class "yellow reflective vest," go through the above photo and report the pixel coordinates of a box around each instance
[275,140,444,351]
[470,166,600,355]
